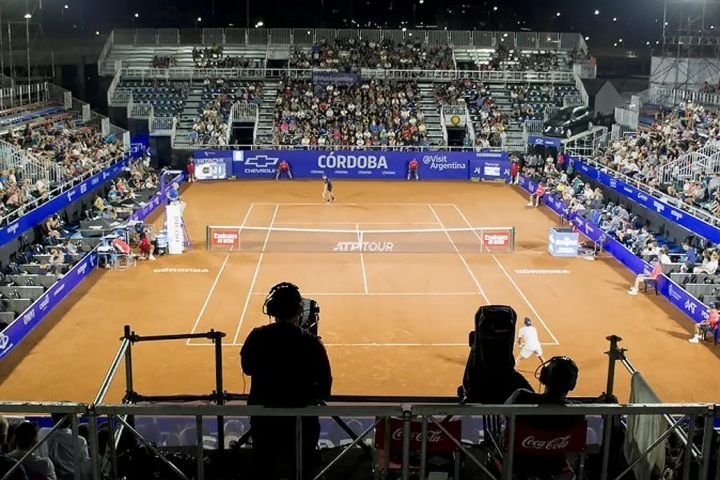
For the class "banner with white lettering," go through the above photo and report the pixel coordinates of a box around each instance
[166,204,185,254]
[228,150,472,180]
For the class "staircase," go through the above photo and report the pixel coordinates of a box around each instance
[486,83,525,147]
[172,85,205,149]
[417,82,444,145]
[255,80,280,145]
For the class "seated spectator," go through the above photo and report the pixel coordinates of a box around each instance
[0,415,28,480]
[527,182,546,207]
[8,422,56,480]
[694,250,719,274]
[628,257,662,295]
[39,248,65,276]
[689,302,720,343]
[152,55,175,69]
[38,414,90,480]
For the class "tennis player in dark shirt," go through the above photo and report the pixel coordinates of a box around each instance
[241,282,332,480]
[322,174,335,204]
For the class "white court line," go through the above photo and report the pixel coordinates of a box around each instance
[427,205,490,304]
[356,223,369,294]
[272,222,441,225]
[451,204,560,346]
[187,341,557,347]
[248,292,485,296]
[251,203,457,206]
[232,204,280,344]
[186,204,255,345]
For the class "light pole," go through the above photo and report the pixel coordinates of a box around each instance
[195,17,201,29]
[61,5,68,27]
[24,14,31,86]
[132,13,138,29]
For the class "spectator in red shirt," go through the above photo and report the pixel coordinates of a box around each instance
[510,161,519,185]
[139,232,156,261]
[187,158,195,183]
[628,258,662,295]
[275,160,292,180]
[689,302,720,343]
[407,159,420,181]
[527,182,546,207]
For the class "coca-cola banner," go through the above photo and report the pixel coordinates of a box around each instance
[508,420,587,456]
[374,418,462,454]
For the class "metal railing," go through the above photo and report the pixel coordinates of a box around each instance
[149,115,176,136]
[574,71,589,106]
[106,67,123,107]
[227,102,259,145]
[573,61,597,79]
[654,87,720,108]
[106,28,586,51]
[115,66,577,83]
[563,94,583,108]
[659,143,720,184]
[523,119,544,134]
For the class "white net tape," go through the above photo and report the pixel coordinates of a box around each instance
[206,226,515,253]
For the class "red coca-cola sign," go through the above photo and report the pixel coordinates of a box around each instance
[520,435,571,451]
[509,421,587,456]
[375,418,461,454]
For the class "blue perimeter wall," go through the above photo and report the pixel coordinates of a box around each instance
[0,168,185,362]
[192,150,513,182]
[517,175,710,325]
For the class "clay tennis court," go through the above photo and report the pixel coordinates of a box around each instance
[0,181,718,403]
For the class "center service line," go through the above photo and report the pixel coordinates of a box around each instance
[186,203,255,345]
[451,204,560,346]
[233,204,280,344]
[356,222,369,294]
[427,205,490,304]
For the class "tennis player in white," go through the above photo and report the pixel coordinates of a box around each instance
[516,317,546,366]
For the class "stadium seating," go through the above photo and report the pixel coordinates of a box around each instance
[117,80,188,116]
[271,78,431,148]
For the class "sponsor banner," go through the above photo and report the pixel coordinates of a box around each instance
[517,175,710,324]
[311,72,360,87]
[572,158,720,244]
[527,135,562,148]
[0,171,180,362]
[0,158,129,250]
[469,158,511,183]
[0,251,98,361]
[193,150,233,181]
[482,230,511,248]
[166,204,185,254]
[226,150,471,180]
[548,230,579,257]
[210,228,241,248]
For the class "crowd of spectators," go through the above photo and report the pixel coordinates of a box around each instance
[0,120,125,224]
[191,78,263,147]
[289,38,455,72]
[192,45,262,69]
[152,55,176,69]
[590,99,720,217]
[271,78,427,148]
[434,79,508,148]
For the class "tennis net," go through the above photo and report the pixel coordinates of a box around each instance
[206,225,516,253]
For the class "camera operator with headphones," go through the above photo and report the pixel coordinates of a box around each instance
[240,282,332,480]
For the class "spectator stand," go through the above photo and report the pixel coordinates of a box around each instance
[0,333,705,480]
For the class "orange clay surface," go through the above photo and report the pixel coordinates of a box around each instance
[0,180,718,404]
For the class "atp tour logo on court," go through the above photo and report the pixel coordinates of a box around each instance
[333,241,394,252]
[482,231,510,248]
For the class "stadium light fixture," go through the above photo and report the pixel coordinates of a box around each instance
[134,13,139,18]
[255,21,264,28]
[594,9,599,15]
[619,38,623,42]
[493,6,498,11]
[613,17,617,21]
[64,5,68,9]
[95,31,100,35]
[585,36,589,40]
[24,13,31,19]
[556,12,561,16]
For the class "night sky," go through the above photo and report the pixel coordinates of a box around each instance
[4,0,720,49]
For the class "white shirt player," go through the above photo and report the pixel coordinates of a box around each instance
[517,325,543,359]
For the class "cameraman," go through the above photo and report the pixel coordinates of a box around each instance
[240,282,332,480]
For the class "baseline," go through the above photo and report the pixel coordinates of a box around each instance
[251,202,458,206]
[187,341,556,347]
[186,203,254,345]
[451,204,560,346]
[248,292,486,296]
[232,204,280,344]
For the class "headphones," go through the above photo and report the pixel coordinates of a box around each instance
[536,356,579,393]
[263,282,302,320]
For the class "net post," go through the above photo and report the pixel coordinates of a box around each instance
[237,227,242,251]
[206,226,210,251]
[511,226,516,252]
[479,227,485,253]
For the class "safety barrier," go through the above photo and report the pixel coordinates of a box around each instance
[659,143,720,184]
[655,87,720,108]
[149,115,176,136]
[191,149,514,182]
[106,28,586,51]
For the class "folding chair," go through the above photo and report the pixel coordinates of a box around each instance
[373,417,462,480]
[642,278,659,295]
[492,418,588,479]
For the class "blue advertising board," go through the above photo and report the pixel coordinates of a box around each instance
[0,158,130,251]
[193,150,233,181]
[517,175,710,324]
[572,158,720,244]
[527,135,562,148]
[468,156,512,183]
[0,173,185,361]
[0,251,98,360]
[548,228,579,257]
[230,150,471,180]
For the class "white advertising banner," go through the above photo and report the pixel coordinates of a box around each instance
[166,204,184,255]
